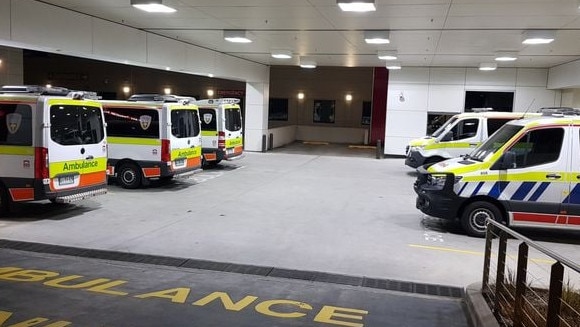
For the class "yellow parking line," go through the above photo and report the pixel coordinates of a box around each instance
[408,244,556,265]
[409,244,483,256]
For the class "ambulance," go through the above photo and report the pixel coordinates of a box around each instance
[102,98,202,189]
[414,111,580,237]
[195,98,244,166]
[0,85,107,214]
[405,111,536,168]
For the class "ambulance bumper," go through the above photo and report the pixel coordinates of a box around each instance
[405,150,426,168]
[51,186,108,203]
[413,168,463,220]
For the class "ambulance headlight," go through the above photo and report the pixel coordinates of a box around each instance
[409,145,424,152]
[427,174,462,189]
[428,174,447,189]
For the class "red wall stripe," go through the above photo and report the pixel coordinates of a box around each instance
[370,67,388,145]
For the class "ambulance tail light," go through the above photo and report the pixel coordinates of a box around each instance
[34,147,49,179]
[218,132,226,149]
[161,139,171,163]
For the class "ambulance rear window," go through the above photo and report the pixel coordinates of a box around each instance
[225,108,242,132]
[199,108,217,131]
[0,104,32,146]
[171,109,200,138]
[51,105,105,145]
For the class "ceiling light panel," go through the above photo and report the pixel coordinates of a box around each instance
[131,0,176,13]
[522,30,555,45]
[479,63,497,71]
[364,30,390,44]
[271,50,293,59]
[224,30,252,43]
[378,50,397,60]
[337,0,376,12]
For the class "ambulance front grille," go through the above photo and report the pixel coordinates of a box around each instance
[53,188,107,203]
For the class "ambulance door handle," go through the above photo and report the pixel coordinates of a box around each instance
[546,174,561,179]
[86,155,94,160]
[469,143,478,147]
[576,175,580,180]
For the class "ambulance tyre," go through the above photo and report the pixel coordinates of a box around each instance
[461,201,502,238]
[117,163,142,189]
[0,186,8,215]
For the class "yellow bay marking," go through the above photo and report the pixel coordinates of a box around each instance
[409,244,556,265]
[0,266,368,327]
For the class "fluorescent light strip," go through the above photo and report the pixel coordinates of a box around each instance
[132,4,176,13]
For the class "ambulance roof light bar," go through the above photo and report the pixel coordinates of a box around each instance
[0,85,70,96]
[195,98,240,106]
[539,107,580,116]
[471,107,494,112]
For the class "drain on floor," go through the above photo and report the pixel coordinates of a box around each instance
[0,239,464,298]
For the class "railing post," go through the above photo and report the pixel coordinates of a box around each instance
[513,242,529,327]
[546,262,564,327]
[482,222,494,292]
[494,230,508,313]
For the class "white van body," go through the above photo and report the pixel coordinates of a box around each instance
[0,86,107,214]
[196,98,243,166]
[405,112,535,168]
[102,100,202,188]
[414,113,580,237]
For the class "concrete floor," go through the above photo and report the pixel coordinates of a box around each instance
[1,142,579,288]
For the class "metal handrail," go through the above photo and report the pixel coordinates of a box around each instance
[486,219,580,274]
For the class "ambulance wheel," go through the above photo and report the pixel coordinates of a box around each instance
[0,187,8,216]
[117,163,142,189]
[461,201,501,238]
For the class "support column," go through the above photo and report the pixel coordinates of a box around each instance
[0,46,24,85]
[244,82,270,152]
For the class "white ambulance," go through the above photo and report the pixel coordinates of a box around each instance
[0,85,107,214]
[196,98,244,166]
[415,111,580,237]
[405,111,536,168]
[101,98,202,189]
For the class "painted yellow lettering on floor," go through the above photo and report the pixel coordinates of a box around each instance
[254,300,312,318]
[192,292,258,311]
[0,310,72,327]
[314,306,368,327]
[135,287,191,303]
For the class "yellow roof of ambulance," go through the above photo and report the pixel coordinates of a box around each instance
[451,111,533,119]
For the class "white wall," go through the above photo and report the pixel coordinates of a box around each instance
[385,67,560,156]
[267,126,297,148]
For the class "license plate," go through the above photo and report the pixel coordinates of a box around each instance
[174,159,185,166]
[59,175,75,186]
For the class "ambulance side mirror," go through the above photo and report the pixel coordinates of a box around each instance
[493,150,517,170]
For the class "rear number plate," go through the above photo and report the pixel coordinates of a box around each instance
[59,175,75,186]
[174,159,185,166]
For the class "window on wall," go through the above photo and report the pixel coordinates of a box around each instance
[465,91,514,112]
[361,101,371,125]
[268,98,289,121]
[426,113,455,135]
[313,100,335,123]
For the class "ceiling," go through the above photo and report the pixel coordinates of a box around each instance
[36,0,580,69]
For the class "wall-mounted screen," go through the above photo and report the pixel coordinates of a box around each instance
[465,91,514,112]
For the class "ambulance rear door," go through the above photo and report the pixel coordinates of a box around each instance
[165,103,202,172]
[45,97,107,193]
[222,103,243,156]
[561,124,580,229]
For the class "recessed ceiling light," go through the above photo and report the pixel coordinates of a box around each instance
[522,30,555,45]
[364,30,390,44]
[337,0,376,12]
[386,62,402,70]
[378,50,397,60]
[494,52,518,62]
[271,50,293,59]
[479,63,497,71]
[299,58,317,69]
[224,30,252,43]
[131,0,176,13]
